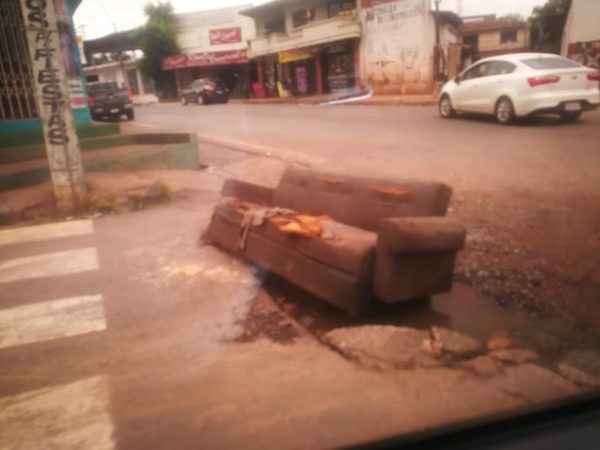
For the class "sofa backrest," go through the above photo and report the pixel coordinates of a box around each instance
[272,167,452,232]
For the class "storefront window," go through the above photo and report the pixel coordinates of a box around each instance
[328,0,356,18]
[324,42,355,93]
[264,59,279,97]
[292,9,315,28]
[264,17,285,34]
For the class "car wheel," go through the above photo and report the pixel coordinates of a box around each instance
[439,95,456,118]
[201,95,209,105]
[181,96,187,106]
[560,111,582,123]
[495,97,515,125]
[126,110,134,121]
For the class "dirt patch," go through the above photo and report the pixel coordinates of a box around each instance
[451,189,600,326]
[234,291,301,345]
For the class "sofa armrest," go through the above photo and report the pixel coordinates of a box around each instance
[221,179,275,205]
[374,217,466,303]
[378,217,466,254]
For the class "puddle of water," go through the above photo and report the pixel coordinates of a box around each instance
[264,276,600,365]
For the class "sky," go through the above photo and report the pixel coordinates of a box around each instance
[74,0,547,40]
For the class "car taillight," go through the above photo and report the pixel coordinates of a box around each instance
[204,85,215,92]
[527,75,560,87]
[127,90,132,99]
[587,72,600,82]
[88,96,94,106]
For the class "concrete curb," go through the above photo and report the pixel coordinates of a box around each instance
[241,98,437,107]
[195,133,325,168]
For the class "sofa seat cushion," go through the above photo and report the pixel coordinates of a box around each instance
[214,201,377,277]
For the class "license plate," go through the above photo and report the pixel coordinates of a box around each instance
[216,90,223,94]
[564,102,581,112]
[110,108,120,113]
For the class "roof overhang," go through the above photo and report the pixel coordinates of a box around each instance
[84,29,141,55]
[240,0,285,18]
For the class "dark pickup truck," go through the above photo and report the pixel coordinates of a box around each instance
[88,81,134,121]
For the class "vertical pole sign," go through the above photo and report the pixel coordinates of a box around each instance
[21,0,87,213]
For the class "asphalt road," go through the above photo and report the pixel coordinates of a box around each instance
[135,102,600,196]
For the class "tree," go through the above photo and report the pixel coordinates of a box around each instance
[529,0,570,53]
[499,14,525,23]
[137,1,179,98]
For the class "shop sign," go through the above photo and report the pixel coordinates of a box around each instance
[162,54,188,70]
[209,27,242,45]
[278,48,317,64]
[187,49,248,67]
[163,50,248,70]
[325,43,349,54]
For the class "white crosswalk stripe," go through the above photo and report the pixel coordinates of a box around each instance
[0,219,93,246]
[0,376,115,449]
[0,295,106,350]
[0,247,99,284]
[0,220,115,447]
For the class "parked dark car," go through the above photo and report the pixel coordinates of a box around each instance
[181,78,230,105]
[88,81,134,121]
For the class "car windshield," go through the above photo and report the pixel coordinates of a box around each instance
[88,82,119,93]
[521,56,582,69]
[2,0,600,449]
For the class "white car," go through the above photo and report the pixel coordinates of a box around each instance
[439,52,600,124]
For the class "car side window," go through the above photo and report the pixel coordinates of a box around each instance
[461,62,491,81]
[461,65,480,81]
[488,61,517,76]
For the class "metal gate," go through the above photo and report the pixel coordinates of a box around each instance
[0,0,37,121]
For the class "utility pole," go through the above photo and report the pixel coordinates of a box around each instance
[21,0,87,213]
[434,0,442,81]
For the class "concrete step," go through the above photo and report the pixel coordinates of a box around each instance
[0,134,201,192]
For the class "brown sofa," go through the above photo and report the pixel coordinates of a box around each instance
[202,167,466,315]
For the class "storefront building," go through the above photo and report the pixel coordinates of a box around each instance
[240,0,361,98]
[0,0,92,133]
[162,6,256,97]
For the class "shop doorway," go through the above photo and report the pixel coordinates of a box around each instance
[322,41,356,94]
[217,64,250,98]
[290,58,316,96]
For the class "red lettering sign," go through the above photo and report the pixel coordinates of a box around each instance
[209,27,242,45]
[162,54,188,70]
[187,49,248,67]
[162,50,248,70]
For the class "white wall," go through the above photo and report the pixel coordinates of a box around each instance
[562,0,600,69]
[563,0,600,46]
[360,0,435,94]
[174,5,256,54]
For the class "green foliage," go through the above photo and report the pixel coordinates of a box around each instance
[531,0,569,18]
[144,1,175,22]
[159,181,173,200]
[137,1,179,81]
[90,197,117,213]
[529,0,570,53]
